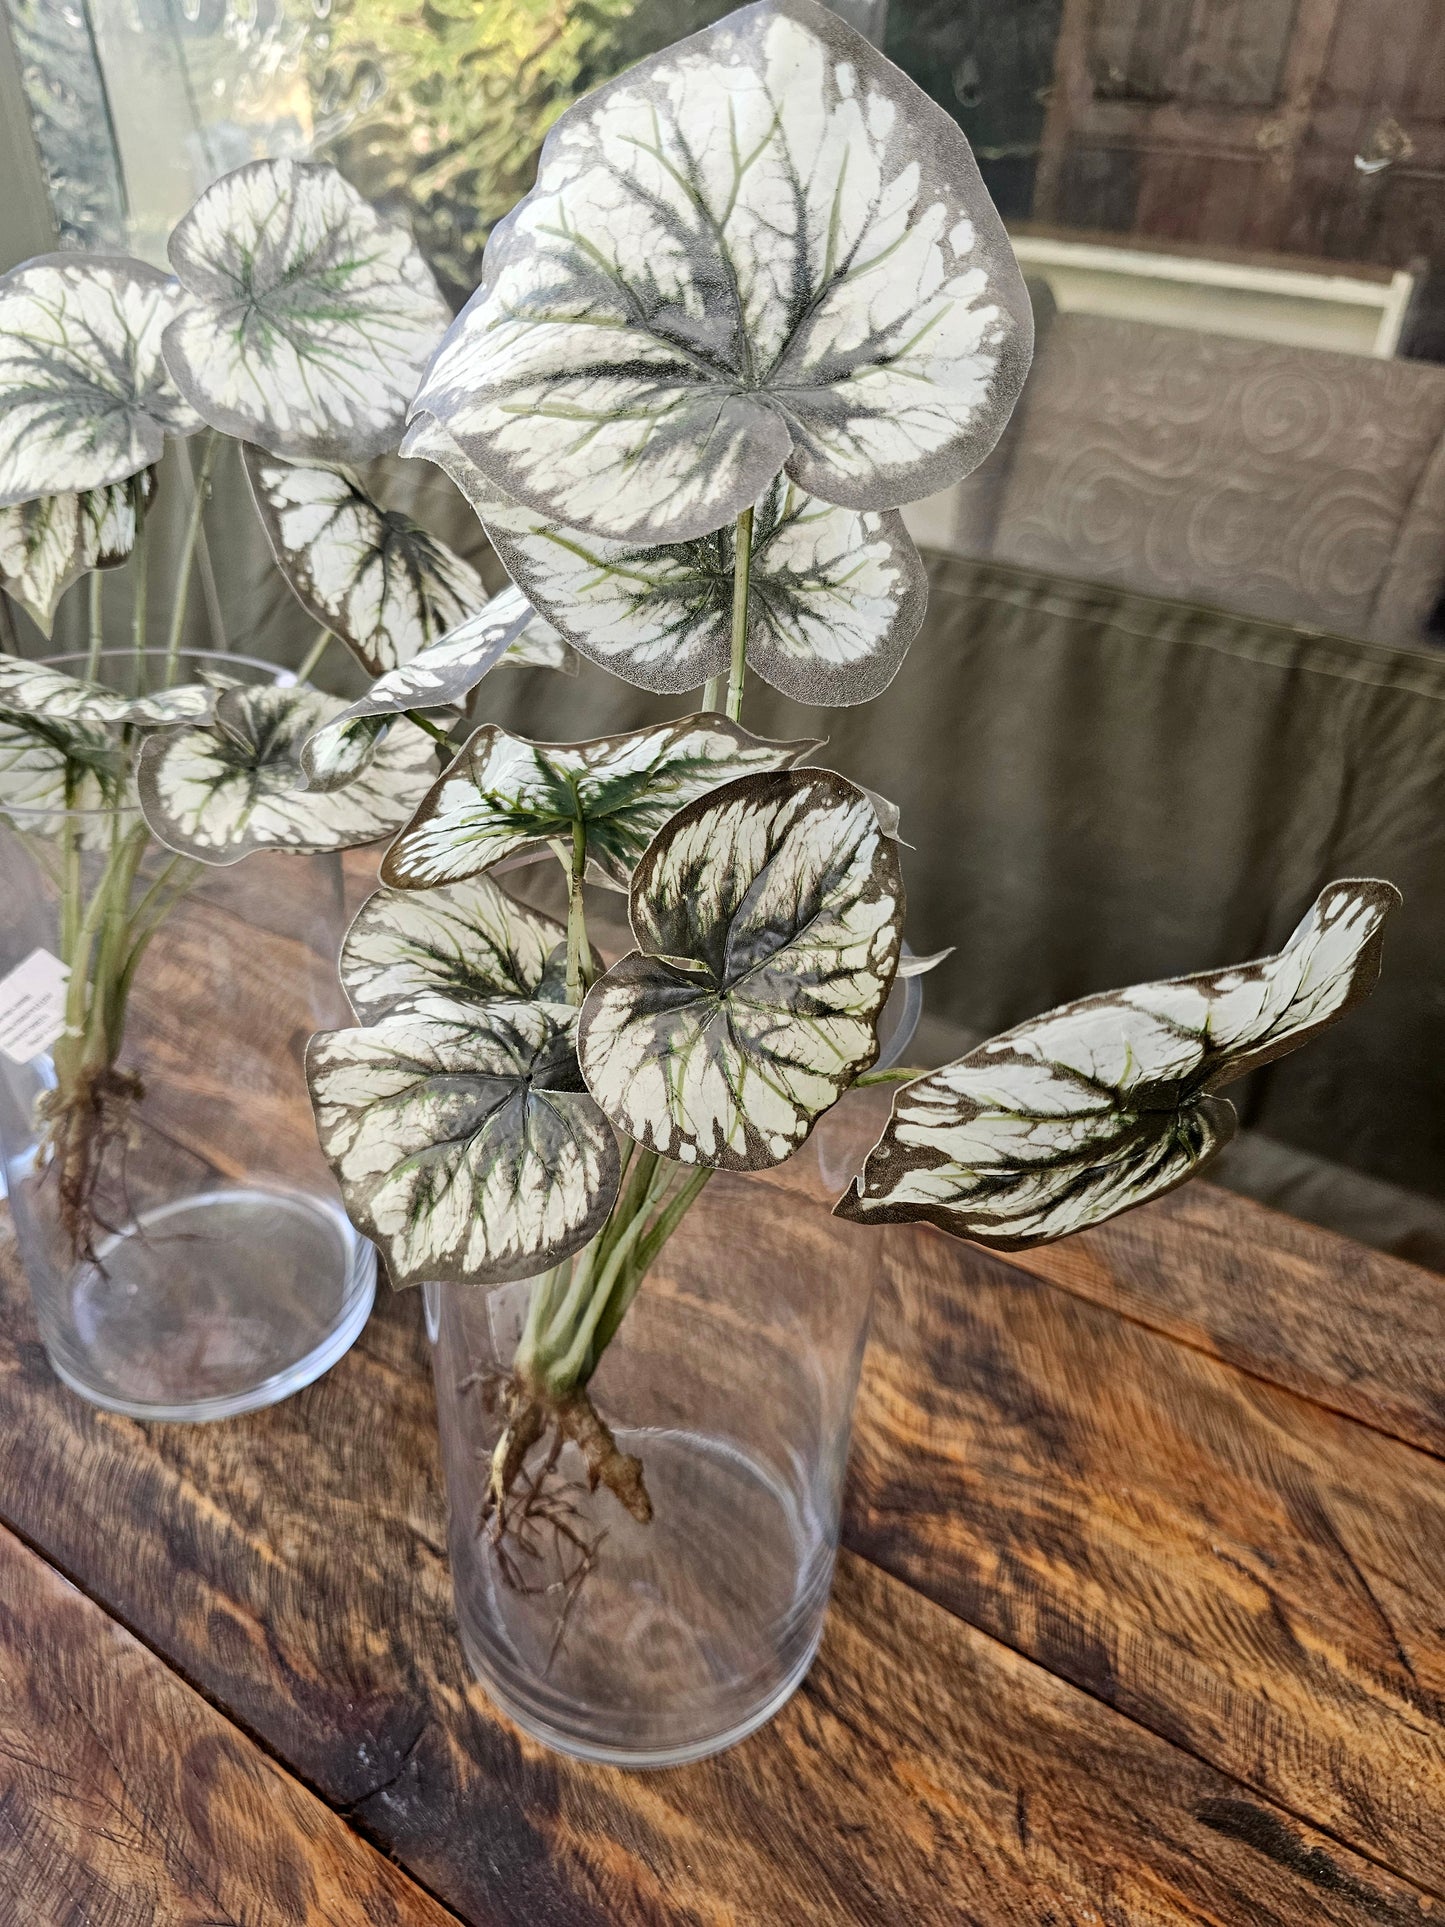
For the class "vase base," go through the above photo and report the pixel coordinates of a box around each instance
[460,1617,825,1769]
[43,1185,376,1422]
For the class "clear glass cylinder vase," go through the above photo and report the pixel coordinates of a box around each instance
[0,651,375,1419]
[428,978,919,1767]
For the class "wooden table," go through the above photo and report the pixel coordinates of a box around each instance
[1,1174,1443,1924]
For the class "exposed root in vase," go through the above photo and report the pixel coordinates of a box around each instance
[34,1064,144,1267]
[479,1376,652,1545]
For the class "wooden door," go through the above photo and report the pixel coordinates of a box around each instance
[1033,0,1445,271]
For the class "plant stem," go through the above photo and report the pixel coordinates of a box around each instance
[725,503,754,724]
[564,814,591,1005]
[404,707,453,749]
[129,479,150,696]
[590,1165,711,1361]
[162,430,219,687]
[85,571,104,681]
[700,674,723,712]
[294,627,333,684]
[854,1065,931,1085]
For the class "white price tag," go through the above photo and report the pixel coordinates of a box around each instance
[0,948,70,1065]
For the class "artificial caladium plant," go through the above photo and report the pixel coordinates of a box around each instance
[0,157,562,1260]
[301,0,1401,1551]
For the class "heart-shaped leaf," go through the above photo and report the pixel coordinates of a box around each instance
[406,413,928,702]
[307,994,620,1287]
[244,448,486,676]
[0,255,198,506]
[410,0,1031,545]
[0,473,149,635]
[341,876,571,1021]
[578,766,904,1168]
[382,716,822,891]
[836,879,1402,1248]
[137,682,438,864]
[0,655,214,729]
[164,159,450,463]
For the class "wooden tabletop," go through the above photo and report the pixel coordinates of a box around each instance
[2,1170,1443,1924]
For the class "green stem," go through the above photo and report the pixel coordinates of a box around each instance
[725,503,754,724]
[546,1197,659,1390]
[854,1065,931,1086]
[590,1166,711,1362]
[162,430,219,687]
[129,481,150,696]
[564,814,590,1005]
[404,707,453,749]
[295,627,333,685]
[85,571,104,681]
[700,674,723,713]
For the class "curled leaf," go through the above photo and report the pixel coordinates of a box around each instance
[340,875,570,1021]
[410,0,1031,544]
[137,682,437,865]
[164,159,450,463]
[578,767,904,1169]
[0,472,151,635]
[244,448,485,676]
[382,716,822,891]
[836,879,1402,1248]
[307,995,620,1287]
[0,656,212,729]
[0,255,198,505]
[406,414,927,702]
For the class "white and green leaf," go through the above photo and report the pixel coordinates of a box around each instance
[406,414,927,702]
[836,879,1402,1248]
[340,875,571,1021]
[0,654,213,729]
[164,158,450,463]
[382,715,821,891]
[136,682,438,865]
[0,473,149,635]
[307,995,620,1287]
[0,709,130,843]
[0,255,198,506]
[578,766,904,1169]
[244,448,486,677]
[409,0,1031,545]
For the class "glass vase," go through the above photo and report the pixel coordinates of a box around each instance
[427,973,921,1767]
[0,651,375,1419]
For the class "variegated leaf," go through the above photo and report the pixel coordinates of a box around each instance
[0,474,148,635]
[0,255,198,506]
[578,767,904,1169]
[298,586,573,790]
[164,159,450,463]
[340,876,570,1021]
[244,448,485,677]
[136,682,437,865]
[307,994,620,1287]
[0,710,129,845]
[0,655,213,731]
[405,414,927,702]
[383,716,821,891]
[836,878,1402,1249]
[410,0,1031,545]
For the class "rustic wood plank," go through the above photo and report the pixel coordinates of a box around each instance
[994,1181,1445,1457]
[0,1224,1430,1927]
[847,1221,1445,1900]
[0,1521,454,1927]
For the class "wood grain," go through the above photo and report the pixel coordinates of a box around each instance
[996,1180,1445,1456]
[847,1221,1445,1898]
[0,1521,453,1927]
[0,1221,1431,1926]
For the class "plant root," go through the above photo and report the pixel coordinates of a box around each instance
[35,1064,144,1266]
[483,1376,653,1544]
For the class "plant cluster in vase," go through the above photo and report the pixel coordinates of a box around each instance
[0,1,1399,1528]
